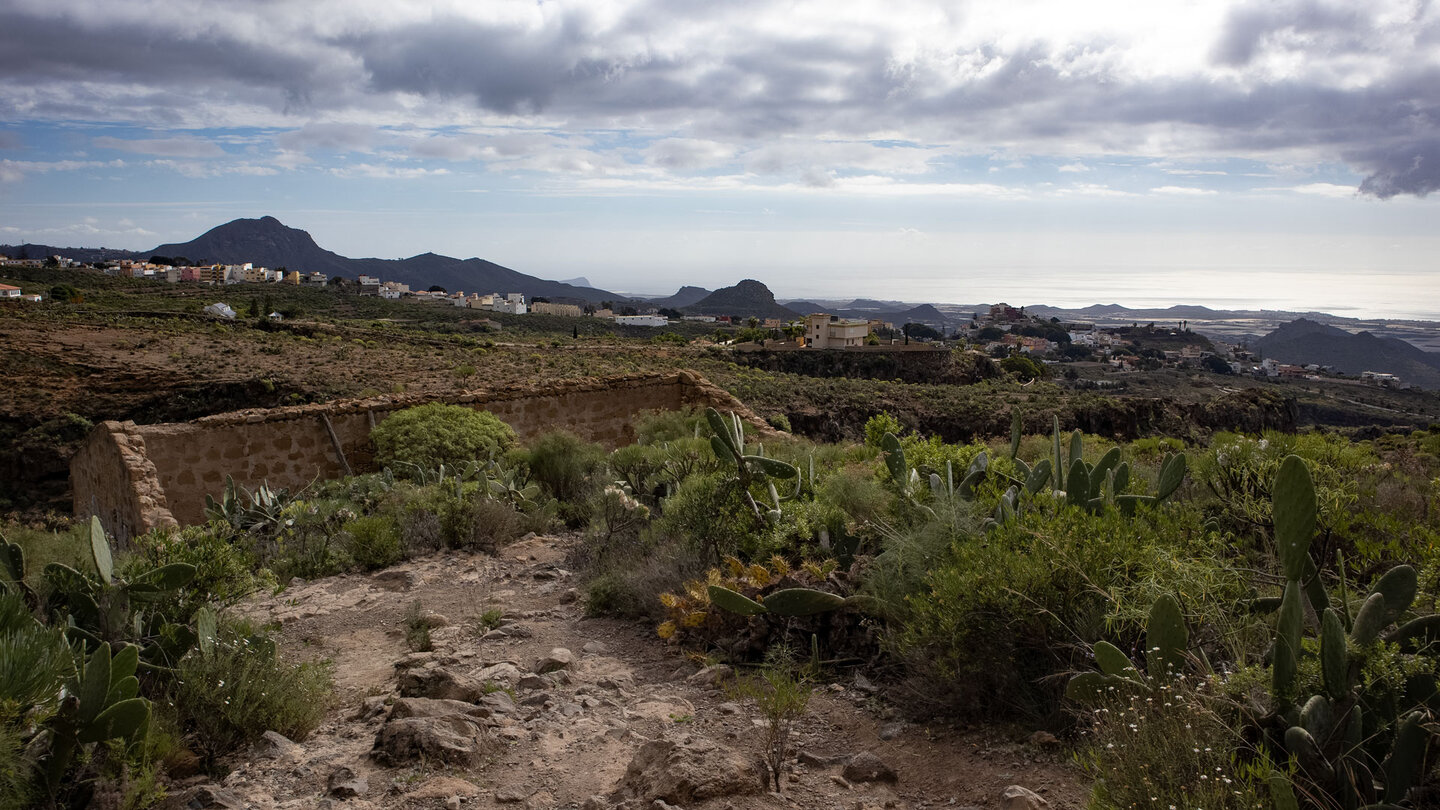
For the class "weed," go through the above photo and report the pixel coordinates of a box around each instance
[728,651,812,794]
[404,600,433,652]
[474,608,504,634]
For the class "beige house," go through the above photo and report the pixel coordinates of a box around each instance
[804,313,871,348]
[532,301,583,317]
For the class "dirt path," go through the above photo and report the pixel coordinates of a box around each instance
[181,535,1086,810]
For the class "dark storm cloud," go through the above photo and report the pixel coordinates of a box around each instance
[0,7,338,113]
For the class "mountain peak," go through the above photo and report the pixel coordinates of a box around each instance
[685,279,799,320]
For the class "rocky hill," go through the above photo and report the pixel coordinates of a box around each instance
[684,280,800,320]
[145,216,626,304]
[1253,318,1440,389]
[648,285,712,309]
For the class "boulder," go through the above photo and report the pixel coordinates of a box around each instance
[610,738,767,805]
[255,730,304,760]
[397,666,486,702]
[842,751,898,784]
[1001,785,1050,810]
[372,714,493,767]
[389,697,489,720]
[536,648,574,673]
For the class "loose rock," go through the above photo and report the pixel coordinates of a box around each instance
[1002,785,1050,810]
[255,730,304,760]
[536,647,575,673]
[398,666,486,702]
[326,766,369,798]
[611,738,767,805]
[686,664,734,688]
[842,751,898,784]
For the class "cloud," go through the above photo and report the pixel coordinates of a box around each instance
[0,158,124,182]
[1057,162,1090,173]
[1285,182,1359,198]
[93,136,225,158]
[1350,138,1440,198]
[274,123,380,154]
[0,0,1435,196]
[331,163,451,179]
[1151,185,1218,195]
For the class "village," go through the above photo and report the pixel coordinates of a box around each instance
[0,254,1414,389]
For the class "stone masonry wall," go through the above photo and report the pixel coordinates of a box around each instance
[68,421,179,544]
[73,371,769,535]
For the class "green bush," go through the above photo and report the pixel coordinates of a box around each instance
[522,431,607,523]
[863,412,903,448]
[167,620,332,766]
[437,489,530,552]
[893,503,1251,721]
[581,538,709,621]
[124,523,266,623]
[370,403,517,472]
[633,408,706,445]
[650,472,760,562]
[343,514,404,570]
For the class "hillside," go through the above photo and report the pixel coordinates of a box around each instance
[1254,318,1440,389]
[144,217,626,304]
[7,217,627,305]
[684,279,800,320]
[648,285,712,309]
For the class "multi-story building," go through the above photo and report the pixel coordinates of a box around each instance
[804,313,871,348]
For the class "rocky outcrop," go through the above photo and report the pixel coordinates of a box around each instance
[371,713,493,767]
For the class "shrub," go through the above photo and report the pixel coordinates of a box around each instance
[370,403,517,472]
[343,514,404,570]
[404,601,432,652]
[438,491,528,552]
[522,431,607,524]
[650,472,759,563]
[766,413,792,432]
[168,620,332,766]
[578,533,710,621]
[633,408,706,446]
[124,523,265,622]
[863,412,903,449]
[892,504,1251,721]
[728,652,812,793]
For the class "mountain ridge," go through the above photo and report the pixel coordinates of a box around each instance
[142,216,627,304]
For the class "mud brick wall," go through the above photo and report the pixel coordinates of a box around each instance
[73,371,768,535]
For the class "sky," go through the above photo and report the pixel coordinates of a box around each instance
[1,0,1438,318]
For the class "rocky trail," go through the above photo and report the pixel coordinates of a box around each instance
[171,534,1086,810]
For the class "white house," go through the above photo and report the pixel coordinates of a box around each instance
[0,284,21,299]
[614,315,668,327]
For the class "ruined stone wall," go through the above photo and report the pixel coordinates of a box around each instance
[68,421,179,544]
[73,371,766,535]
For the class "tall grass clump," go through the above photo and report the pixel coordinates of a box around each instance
[168,620,333,767]
[1077,681,1270,810]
